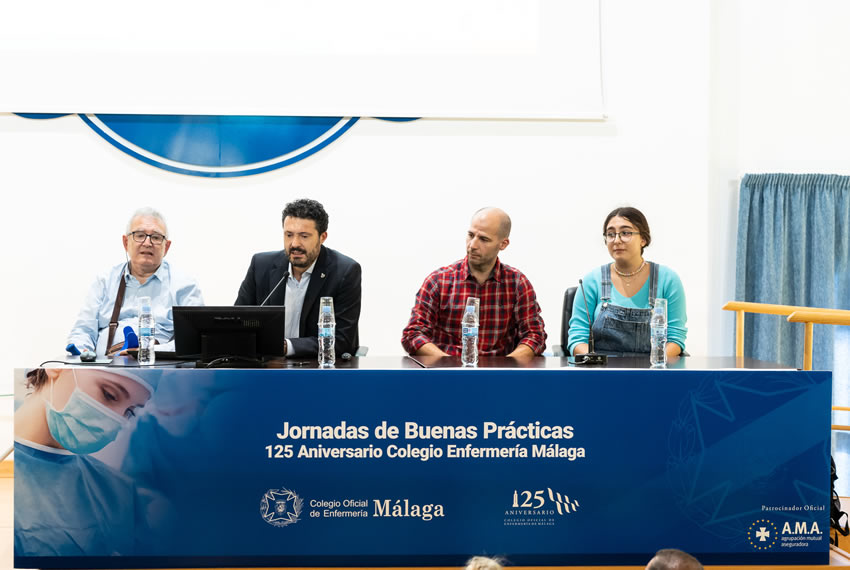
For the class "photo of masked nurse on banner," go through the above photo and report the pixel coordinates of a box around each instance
[13,367,163,557]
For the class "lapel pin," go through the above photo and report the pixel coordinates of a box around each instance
[321,273,326,279]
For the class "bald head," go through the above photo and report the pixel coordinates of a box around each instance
[472,207,511,239]
[466,207,511,276]
[645,549,703,570]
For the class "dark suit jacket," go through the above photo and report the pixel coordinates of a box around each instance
[235,246,361,358]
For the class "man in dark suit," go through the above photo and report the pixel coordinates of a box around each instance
[235,199,361,358]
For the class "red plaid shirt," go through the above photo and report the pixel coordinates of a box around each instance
[401,257,546,356]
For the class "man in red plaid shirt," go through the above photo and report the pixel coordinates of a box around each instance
[401,208,546,358]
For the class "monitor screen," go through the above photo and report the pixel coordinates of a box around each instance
[173,306,286,362]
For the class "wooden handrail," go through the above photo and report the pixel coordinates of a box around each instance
[786,309,850,371]
[722,302,849,365]
[721,301,827,358]
[722,301,816,315]
[787,309,850,326]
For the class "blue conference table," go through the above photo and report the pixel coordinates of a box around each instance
[13,357,832,568]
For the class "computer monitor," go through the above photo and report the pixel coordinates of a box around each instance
[173,306,286,363]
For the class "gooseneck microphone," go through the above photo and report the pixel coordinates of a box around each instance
[260,270,290,306]
[574,278,608,366]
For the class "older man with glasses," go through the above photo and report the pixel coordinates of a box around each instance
[66,207,204,356]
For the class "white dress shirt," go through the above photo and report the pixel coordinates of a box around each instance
[283,260,316,356]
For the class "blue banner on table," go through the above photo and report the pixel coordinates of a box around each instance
[13,367,832,567]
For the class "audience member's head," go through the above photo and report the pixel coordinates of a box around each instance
[645,548,703,570]
[465,556,505,570]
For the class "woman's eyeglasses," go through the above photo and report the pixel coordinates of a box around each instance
[603,231,639,243]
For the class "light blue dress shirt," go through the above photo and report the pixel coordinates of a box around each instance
[284,260,315,356]
[67,260,204,355]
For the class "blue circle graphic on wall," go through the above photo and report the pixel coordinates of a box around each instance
[17,113,359,178]
[82,114,359,178]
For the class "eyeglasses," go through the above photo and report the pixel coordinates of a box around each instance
[128,231,167,245]
[603,230,639,243]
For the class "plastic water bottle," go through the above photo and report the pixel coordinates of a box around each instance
[461,297,480,367]
[138,296,155,366]
[650,298,667,369]
[318,296,336,368]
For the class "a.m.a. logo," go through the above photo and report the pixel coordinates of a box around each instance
[777,519,826,548]
[782,521,821,535]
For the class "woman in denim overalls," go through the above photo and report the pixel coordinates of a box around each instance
[569,207,687,358]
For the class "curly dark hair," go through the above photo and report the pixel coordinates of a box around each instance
[282,199,329,234]
[603,206,651,254]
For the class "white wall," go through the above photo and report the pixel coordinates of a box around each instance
[12,0,819,392]
[737,0,850,171]
[707,0,742,357]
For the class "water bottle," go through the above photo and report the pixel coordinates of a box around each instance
[138,296,155,366]
[318,296,336,368]
[461,297,480,367]
[650,298,667,369]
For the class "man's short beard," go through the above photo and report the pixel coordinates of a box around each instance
[287,247,317,268]
[467,257,494,273]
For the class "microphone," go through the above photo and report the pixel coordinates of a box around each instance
[573,278,608,366]
[260,270,289,306]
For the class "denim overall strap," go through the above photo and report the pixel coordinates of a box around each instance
[599,263,612,301]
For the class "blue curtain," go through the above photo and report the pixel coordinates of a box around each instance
[736,173,850,368]
[736,173,850,493]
